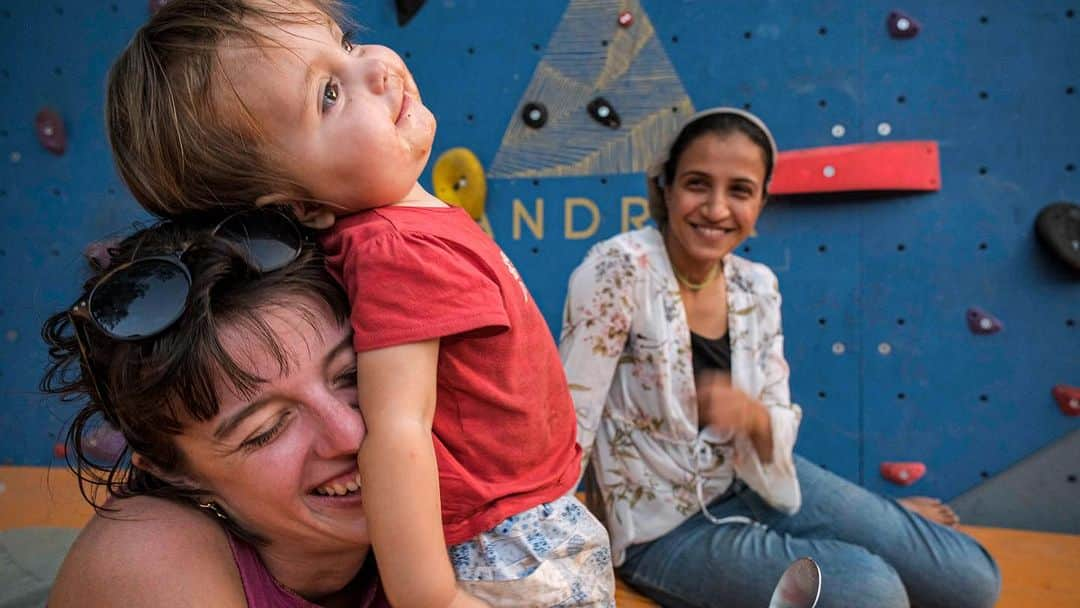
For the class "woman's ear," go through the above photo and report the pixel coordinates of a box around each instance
[131,452,200,490]
[255,194,336,230]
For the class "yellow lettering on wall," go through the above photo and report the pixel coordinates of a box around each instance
[621,196,651,232]
[512,197,544,240]
[477,213,494,238]
[565,197,600,240]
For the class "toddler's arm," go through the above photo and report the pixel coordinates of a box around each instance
[354,339,486,608]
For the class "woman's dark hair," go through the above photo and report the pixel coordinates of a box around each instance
[41,216,349,543]
[651,112,776,228]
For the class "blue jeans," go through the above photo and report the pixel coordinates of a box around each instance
[618,456,1000,608]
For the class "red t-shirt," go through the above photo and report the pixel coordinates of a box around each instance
[320,206,581,544]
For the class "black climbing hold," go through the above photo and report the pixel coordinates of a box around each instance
[1035,201,1080,273]
[587,97,620,129]
[395,0,426,26]
[887,11,920,39]
[521,102,548,129]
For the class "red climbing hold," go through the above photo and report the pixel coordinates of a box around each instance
[887,11,920,39]
[34,108,67,156]
[1052,384,1080,417]
[53,443,67,459]
[618,11,634,27]
[148,0,170,15]
[769,141,940,195]
[966,307,1003,335]
[880,462,926,486]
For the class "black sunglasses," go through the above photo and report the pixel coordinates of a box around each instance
[67,209,303,412]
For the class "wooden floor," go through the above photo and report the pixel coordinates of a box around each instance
[3,466,1078,607]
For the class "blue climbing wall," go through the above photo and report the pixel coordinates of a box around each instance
[1,1,1077,511]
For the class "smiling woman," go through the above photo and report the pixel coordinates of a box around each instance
[40,213,388,607]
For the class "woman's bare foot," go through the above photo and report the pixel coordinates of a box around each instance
[898,496,959,527]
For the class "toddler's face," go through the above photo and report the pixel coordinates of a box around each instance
[218,6,436,213]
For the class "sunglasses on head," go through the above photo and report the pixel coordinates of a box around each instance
[67,208,304,412]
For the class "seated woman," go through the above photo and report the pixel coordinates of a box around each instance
[42,212,386,607]
[560,108,1001,608]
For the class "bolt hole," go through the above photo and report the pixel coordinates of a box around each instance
[601,40,608,47]
[111,3,119,13]
[742,245,751,253]
[1066,163,1076,172]
[51,188,61,197]
[818,26,827,36]
[530,247,539,254]
[467,47,475,55]
[671,106,679,113]
[1067,9,1075,18]
[818,317,827,326]
[896,318,905,326]
[897,95,906,104]
[978,242,988,251]
[532,43,540,51]
[979,91,989,100]
[671,35,679,43]
[1068,474,1077,483]
[54,6,63,15]
[980,471,990,479]
[50,248,60,257]
[466,113,474,122]
[53,67,62,76]
[898,392,907,400]
[1066,319,1075,327]
[1066,86,1075,95]
[742,102,752,110]
[818,99,827,108]
[978,166,988,175]
[979,15,988,24]
[817,244,827,253]
[600,177,607,185]
[979,394,989,402]
[897,243,906,252]
[743,31,752,39]
[818,391,827,399]
[0,130,6,137]
[532,179,540,186]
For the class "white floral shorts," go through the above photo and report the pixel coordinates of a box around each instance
[449,495,615,607]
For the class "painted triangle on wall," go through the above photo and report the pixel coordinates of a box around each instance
[488,0,694,178]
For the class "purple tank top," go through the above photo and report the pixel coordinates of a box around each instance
[226,532,387,607]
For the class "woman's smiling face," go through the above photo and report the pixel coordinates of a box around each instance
[663,130,768,274]
[173,296,369,561]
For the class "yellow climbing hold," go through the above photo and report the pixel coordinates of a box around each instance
[433,147,487,220]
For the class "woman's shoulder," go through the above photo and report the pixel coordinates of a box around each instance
[726,253,781,296]
[49,496,247,607]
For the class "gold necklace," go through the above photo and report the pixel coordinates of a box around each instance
[672,262,721,291]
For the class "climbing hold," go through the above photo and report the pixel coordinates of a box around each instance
[770,141,941,195]
[1052,384,1080,417]
[887,11,920,38]
[432,147,487,221]
[394,0,426,26]
[587,97,621,129]
[618,10,634,27]
[1034,201,1080,272]
[880,462,926,486]
[521,102,548,129]
[53,443,67,459]
[34,108,67,156]
[84,424,127,464]
[966,307,1003,335]
[148,0,170,15]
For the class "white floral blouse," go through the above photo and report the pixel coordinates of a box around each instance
[560,227,803,566]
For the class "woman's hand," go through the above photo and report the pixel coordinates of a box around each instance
[696,370,774,462]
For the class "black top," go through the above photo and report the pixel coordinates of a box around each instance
[690,331,732,375]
